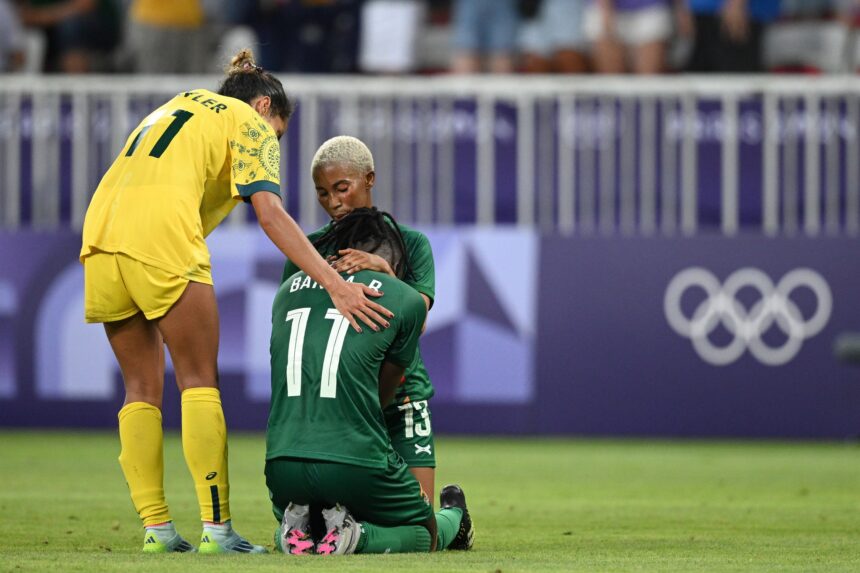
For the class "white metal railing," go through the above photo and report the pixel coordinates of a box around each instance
[1,74,859,235]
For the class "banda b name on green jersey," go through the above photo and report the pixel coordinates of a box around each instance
[267,270,427,468]
[280,221,436,403]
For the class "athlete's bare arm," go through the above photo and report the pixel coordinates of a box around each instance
[251,191,393,332]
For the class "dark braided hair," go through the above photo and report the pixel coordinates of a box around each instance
[217,49,294,120]
[313,208,413,281]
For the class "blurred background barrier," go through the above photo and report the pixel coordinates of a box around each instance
[2,75,860,236]
[2,227,859,438]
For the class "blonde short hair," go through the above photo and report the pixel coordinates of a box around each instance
[311,135,375,177]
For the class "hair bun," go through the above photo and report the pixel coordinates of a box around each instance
[227,48,259,75]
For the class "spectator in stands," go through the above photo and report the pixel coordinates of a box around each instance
[780,0,832,18]
[450,0,519,73]
[585,0,679,74]
[0,0,26,72]
[359,0,426,74]
[126,0,215,74]
[837,0,860,23]
[16,0,120,73]
[519,0,590,73]
[838,0,860,72]
[683,0,782,72]
[766,0,852,73]
[231,0,361,73]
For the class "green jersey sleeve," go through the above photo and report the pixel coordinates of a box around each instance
[279,224,332,284]
[385,287,427,367]
[280,260,300,284]
[280,259,302,284]
[400,225,435,307]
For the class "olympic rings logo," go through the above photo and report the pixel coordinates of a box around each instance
[664,268,832,366]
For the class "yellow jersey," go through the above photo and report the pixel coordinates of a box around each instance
[80,89,281,282]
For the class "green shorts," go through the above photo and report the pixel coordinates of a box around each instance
[384,399,436,468]
[265,452,433,528]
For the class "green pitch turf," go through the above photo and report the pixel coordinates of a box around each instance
[1,432,859,572]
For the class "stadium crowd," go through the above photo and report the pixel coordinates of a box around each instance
[1,0,860,75]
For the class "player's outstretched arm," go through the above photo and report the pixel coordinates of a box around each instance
[250,191,393,332]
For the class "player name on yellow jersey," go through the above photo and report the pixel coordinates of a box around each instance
[182,90,229,113]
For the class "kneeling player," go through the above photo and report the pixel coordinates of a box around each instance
[266,208,474,554]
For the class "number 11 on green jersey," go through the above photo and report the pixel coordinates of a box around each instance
[284,307,350,399]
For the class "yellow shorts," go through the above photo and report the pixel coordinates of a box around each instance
[83,252,190,323]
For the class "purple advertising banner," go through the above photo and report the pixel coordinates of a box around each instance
[2,230,859,438]
[0,228,537,434]
[535,235,860,438]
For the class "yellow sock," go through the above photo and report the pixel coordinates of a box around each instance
[117,402,171,527]
[181,387,230,523]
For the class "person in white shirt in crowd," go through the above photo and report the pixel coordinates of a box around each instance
[585,0,682,74]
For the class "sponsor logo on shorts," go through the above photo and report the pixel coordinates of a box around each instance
[414,444,432,455]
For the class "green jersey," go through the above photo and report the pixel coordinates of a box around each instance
[280,221,436,403]
[267,270,427,469]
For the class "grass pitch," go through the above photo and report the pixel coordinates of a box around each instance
[1,432,859,572]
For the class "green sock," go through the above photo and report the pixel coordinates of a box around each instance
[435,507,463,550]
[355,522,432,554]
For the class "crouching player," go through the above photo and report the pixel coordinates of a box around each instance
[266,208,474,554]
[282,135,439,504]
